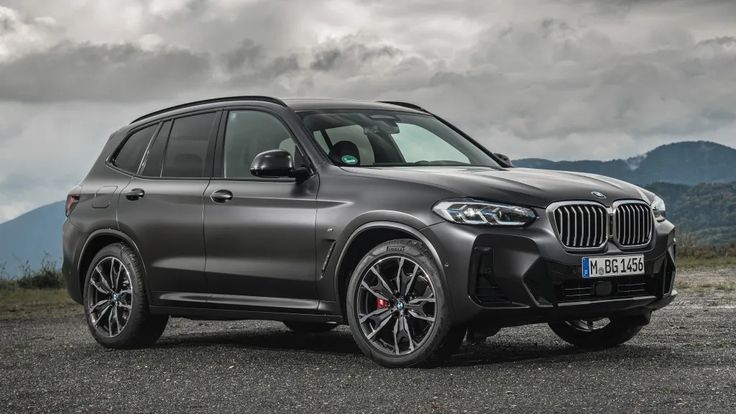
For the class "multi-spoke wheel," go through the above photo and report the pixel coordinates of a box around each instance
[87,257,133,337]
[346,239,465,368]
[357,256,436,355]
[549,315,647,349]
[83,243,168,349]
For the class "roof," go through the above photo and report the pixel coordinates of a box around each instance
[282,98,426,113]
[129,96,427,125]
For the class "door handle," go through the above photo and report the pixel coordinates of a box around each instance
[125,188,145,200]
[210,189,233,203]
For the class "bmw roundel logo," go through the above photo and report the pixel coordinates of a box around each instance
[591,191,606,199]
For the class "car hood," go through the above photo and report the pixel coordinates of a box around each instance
[341,166,653,208]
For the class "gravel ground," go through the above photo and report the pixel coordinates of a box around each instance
[1,273,735,413]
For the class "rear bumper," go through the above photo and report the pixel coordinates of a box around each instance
[421,214,677,328]
[62,219,86,304]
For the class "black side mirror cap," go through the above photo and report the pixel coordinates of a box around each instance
[494,153,513,168]
[250,149,308,180]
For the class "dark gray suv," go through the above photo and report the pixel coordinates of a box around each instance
[63,96,676,367]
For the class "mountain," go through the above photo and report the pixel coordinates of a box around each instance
[0,201,65,277]
[645,182,736,246]
[516,141,736,186]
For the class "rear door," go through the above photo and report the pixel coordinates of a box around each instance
[117,111,219,307]
[203,107,319,311]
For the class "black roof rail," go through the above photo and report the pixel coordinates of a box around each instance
[377,101,429,113]
[130,95,288,124]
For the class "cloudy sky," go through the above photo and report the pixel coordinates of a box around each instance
[1,0,735,221]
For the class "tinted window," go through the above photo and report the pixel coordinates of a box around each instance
[140,121,171,177]
[162,113,216,178]
[114,124,157,173]
[223,110,296,178]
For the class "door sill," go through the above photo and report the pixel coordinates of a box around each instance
[149,305,343,323]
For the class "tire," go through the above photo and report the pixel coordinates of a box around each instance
[283,321,338,333]
[548,316,645,349]
[83,243,168,349]
[346,239,463,368]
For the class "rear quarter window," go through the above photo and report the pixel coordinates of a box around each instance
[113,124,158,174]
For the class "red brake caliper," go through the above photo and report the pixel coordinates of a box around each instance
[376,298,389,309]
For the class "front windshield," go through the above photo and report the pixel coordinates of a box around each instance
[299,110,500,168]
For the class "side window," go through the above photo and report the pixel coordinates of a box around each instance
[113,124,157,173]
[140,121,171,177]
[223,110,297,178]
[392,123,469,164]
[162,112,216,178]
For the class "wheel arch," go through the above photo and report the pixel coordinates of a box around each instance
[76,229,147,301]
[332,221,446,317]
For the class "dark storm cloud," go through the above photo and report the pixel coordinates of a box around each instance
[0,41,210,102]
[310,42,401,71]
[222,39,300,84]
[2,0,736,221]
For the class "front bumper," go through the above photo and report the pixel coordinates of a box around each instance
[421,214,677,328]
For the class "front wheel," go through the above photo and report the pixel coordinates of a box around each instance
[83,243,168,349]
[548,315,646,349]
[346,239,464,368]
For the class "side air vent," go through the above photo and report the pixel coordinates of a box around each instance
[470,248,511,306]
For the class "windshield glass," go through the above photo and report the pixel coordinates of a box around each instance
[299,110,500,168]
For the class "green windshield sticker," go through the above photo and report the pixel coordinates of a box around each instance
[341,155,358,165]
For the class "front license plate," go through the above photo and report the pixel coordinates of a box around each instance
[582,255,644,278]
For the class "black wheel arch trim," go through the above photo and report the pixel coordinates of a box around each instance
[77,228,151,303]
[332,220,448,315]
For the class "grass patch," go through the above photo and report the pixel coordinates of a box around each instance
[0,288,79,319]
[0,256,76,319]
[677,239,736,270]
[677,255,736,270]
[0,254,65,290]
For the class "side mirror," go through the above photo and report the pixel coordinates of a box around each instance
[494,153,513,167]
[250,149,310,180]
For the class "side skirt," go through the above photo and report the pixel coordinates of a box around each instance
[149,305,345,323]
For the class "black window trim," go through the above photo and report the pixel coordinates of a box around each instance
[137,121,167,176]
[107,109,222,181]
[107,121,162,176]
[212,105,316,183]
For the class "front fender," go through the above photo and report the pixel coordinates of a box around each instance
[324,218,450,317]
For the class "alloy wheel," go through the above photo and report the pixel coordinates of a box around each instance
[356,256,437,355]
[86,257,133,337]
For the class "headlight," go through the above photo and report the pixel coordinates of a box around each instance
[432,199,537,226]
[651,195,666,222]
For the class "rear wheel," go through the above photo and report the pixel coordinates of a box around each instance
[83,243,168,348]
[346,239,464,368]
[548,316,645,349]
[283,321,338,333]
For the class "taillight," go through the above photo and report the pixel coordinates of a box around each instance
[65,186,81,217]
